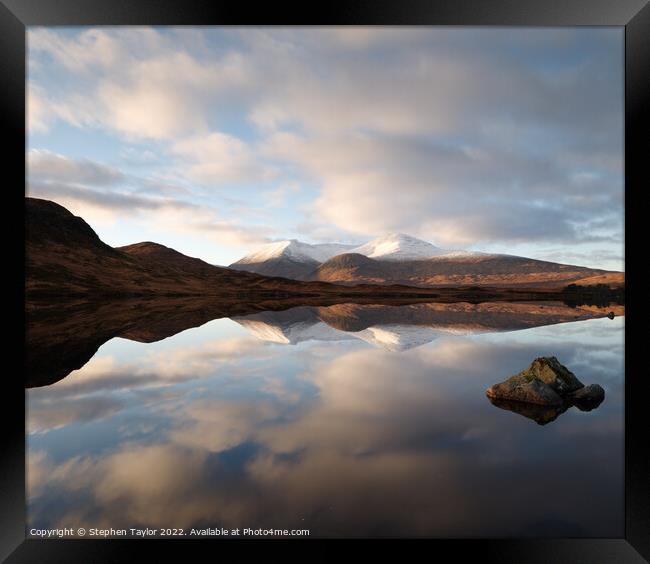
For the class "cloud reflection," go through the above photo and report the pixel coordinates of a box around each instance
[27,317,624,537]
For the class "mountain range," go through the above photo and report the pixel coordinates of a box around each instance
[230,233,624,288]
[26,197,623,304]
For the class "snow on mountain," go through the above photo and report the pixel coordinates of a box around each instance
[234,239,354,265]
[236,317,439,351]
[232,233,495,268]
[233,317,353,345]
[430,249,498,261]
[355,325,441,351]
[307,243,357,262]
[349,233,446,261]
[233,309,546,352]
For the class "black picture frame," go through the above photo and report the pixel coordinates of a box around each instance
[3,1,648,561]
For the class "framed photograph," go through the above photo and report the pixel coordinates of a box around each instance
[3,0,648,561]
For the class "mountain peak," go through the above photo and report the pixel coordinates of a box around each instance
[350,233,443,261]
[233,239,355,266]
[383,232,422,240]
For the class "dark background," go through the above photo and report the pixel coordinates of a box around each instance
[2,0,648,561]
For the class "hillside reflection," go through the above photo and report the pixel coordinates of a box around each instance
[26,297,622,387]
[27,304,624,537]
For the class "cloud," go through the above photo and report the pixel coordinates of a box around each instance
[27,83,98,134]
[27,27,624,267]
[27,323,624,534]
[29,28,128,71]
[29,28,253,140]
[30,335,275,400]
[169,400,278,453]
[27,396,124,434]
[27,86,50,133]
[172,132,274,184]
[27,150,275,247]
[28,149,124,186]
[265,131,622,248]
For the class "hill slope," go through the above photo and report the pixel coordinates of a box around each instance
[25,198,332,298]
[313,252,623,288]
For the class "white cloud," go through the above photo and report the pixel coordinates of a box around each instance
[27,83,98,134]
[28,396,124,434]
[29,28,127,71]
[172,132,274,184]
[29,28,253,140]
[27,150,275,247]
[28,149,124,186]
[263,131,621,249]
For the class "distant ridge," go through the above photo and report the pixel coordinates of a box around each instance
[230,233,624,289]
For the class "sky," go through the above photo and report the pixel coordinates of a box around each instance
[27,27,624,269]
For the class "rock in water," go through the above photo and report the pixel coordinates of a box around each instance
[486,356,583,406]
[485,356,605,420]
[520,356,584,395]
[486,373,565,406]
[569,384,605,411]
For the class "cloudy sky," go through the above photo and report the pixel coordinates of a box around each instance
[27,27,624,269]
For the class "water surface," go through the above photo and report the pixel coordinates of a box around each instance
[26,301,624,538]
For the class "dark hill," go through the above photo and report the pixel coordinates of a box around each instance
[26,197,300,297]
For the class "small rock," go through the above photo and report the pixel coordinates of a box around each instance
[522,356,584,395]
[569,384,605,411]
[486,357,606,423]
[486,373,564,406]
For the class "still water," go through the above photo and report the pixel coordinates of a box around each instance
[26,302,624,538]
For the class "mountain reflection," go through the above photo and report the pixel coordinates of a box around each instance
[233,302,622,351]
[26,302,624,537]
[26,298,622,386]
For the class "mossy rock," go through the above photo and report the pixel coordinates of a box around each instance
[486,357,606,421]
[486,373,564,406]
[486,356,584,407]
[518,356,584,395]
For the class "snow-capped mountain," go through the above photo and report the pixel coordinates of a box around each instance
[230,232,618,287]
[349,233,446,261]
[235,239,354,265]
[230,239,355,279]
